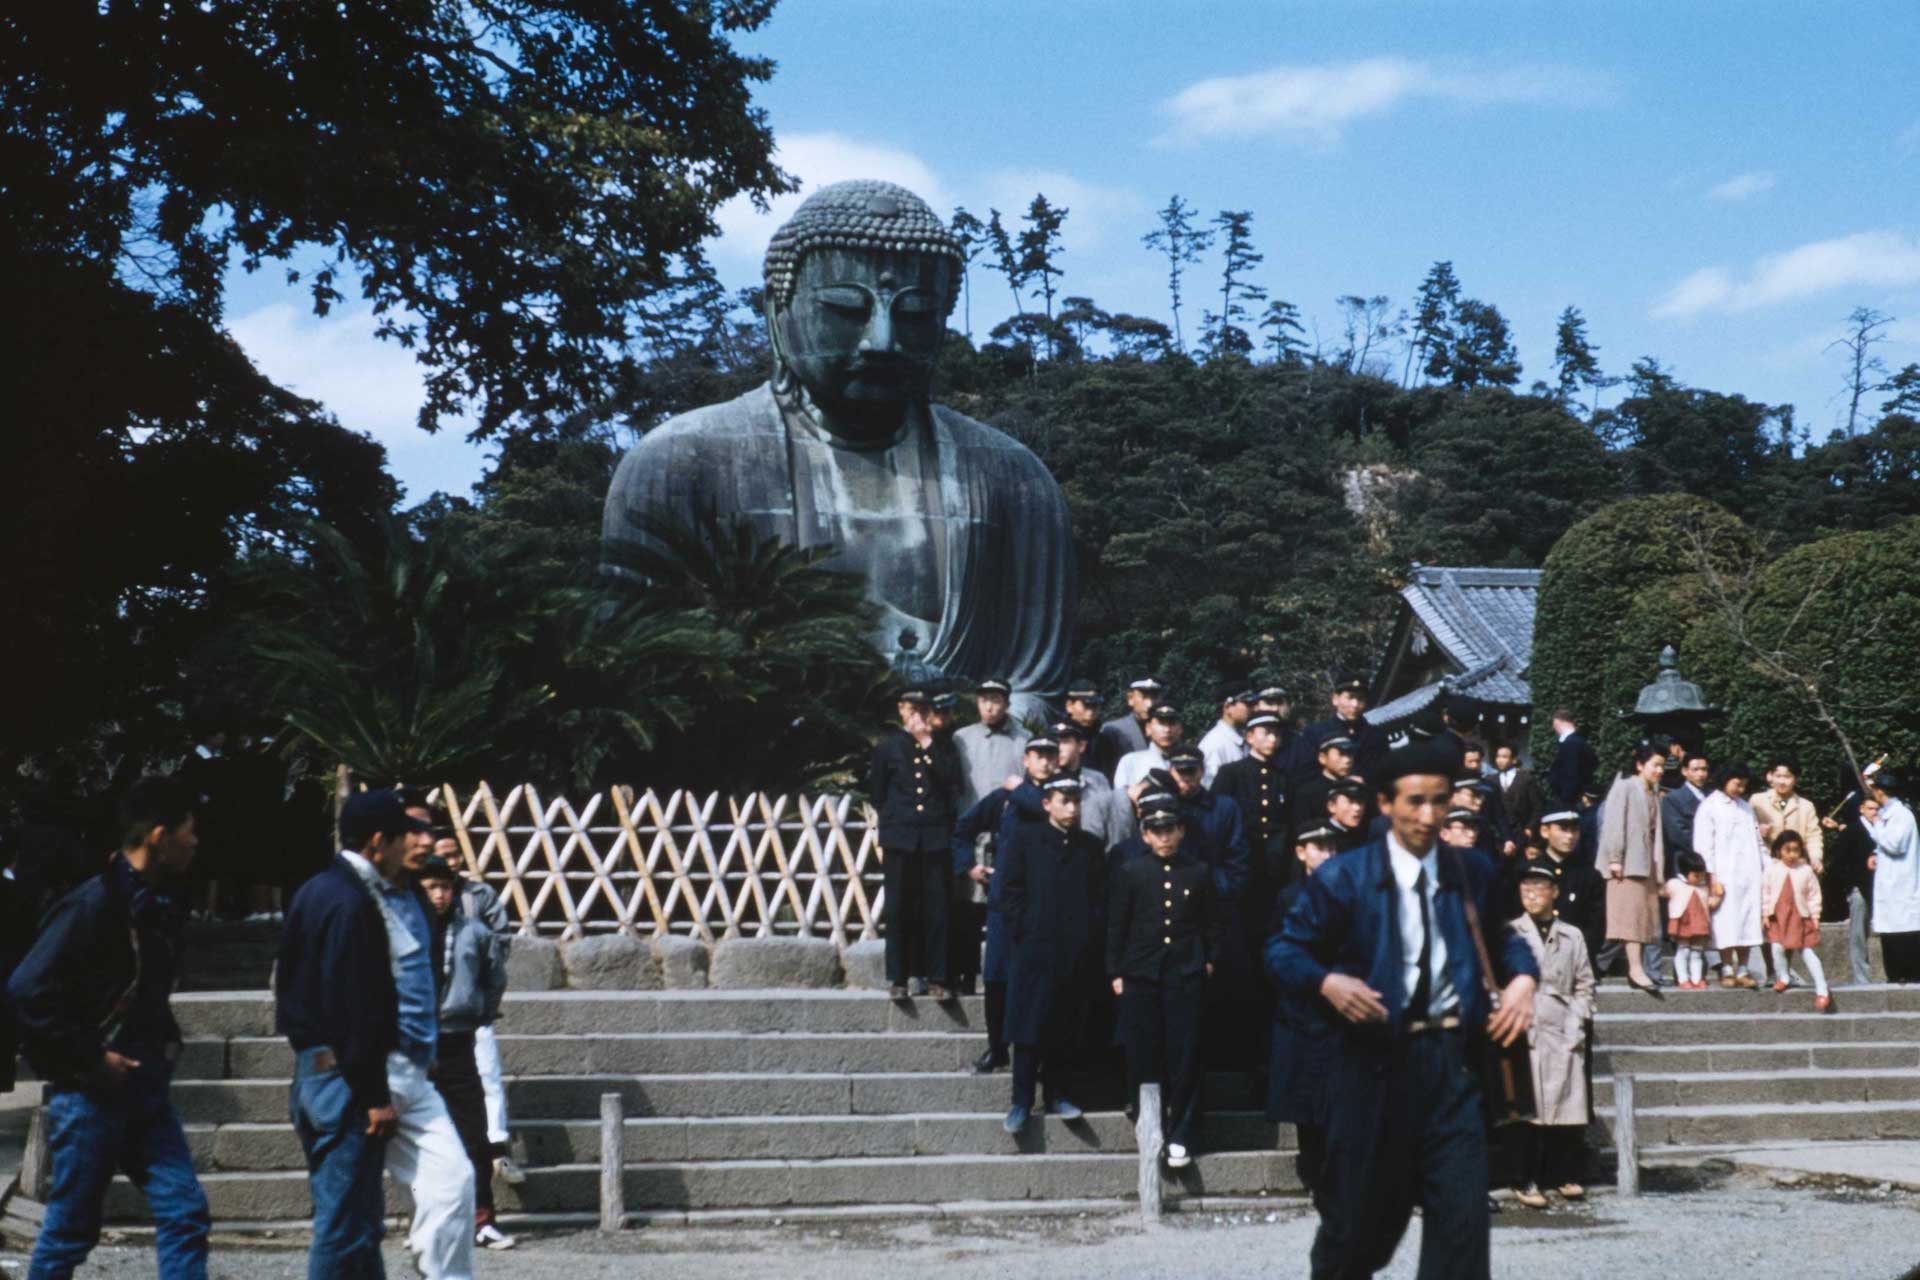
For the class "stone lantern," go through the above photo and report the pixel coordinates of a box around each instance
[1623,645,1723,754]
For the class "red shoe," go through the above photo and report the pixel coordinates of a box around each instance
[1815,994,1835,1013]
[1772,980,1790,993]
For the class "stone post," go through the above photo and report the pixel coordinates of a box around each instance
[1135,1082,1163,1225]
[600,1092,625,1231]
[1613,1074,1638,1197]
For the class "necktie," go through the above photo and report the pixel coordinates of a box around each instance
[1410,867,1432,1021]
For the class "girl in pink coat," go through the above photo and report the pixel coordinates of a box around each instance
[1763,831,1832,1012]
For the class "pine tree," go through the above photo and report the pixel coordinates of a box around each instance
[1884,362,1920,418]
[1408,260,1462,385]
[1141,195,1213,354]
[985,209,1027,327]
[1204,210,1266,360]
[1448,299,1522,388]
[1552,306,1603,408]
[1260,299,1307,364]
[1016,195,1070,361]
[949,207,987,340]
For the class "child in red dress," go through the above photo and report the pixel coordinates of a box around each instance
[1763,831,1832,1012]
[1664,852,1719,990]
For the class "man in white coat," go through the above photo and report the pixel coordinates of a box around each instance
[1865,769,1920,983]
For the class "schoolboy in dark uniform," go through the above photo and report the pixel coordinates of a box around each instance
[868,687,963,1000]
[1108,792,1221,1168]
[999,776,1106,1133]
[1266,823,1343,1203]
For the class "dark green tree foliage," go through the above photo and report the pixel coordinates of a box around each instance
[1261,299,1308,363]
[1552,306,1604,407]
[1,263,395,778]
[985,209,1027,328]
[1604,358,1786,508]
[2,0,790,438]
[1528,495,1754,769]
[1204,211,1266,360]
[1883,363,1920,418]
[1016,195,1070,360]
[1141,196,1214,354]
[1409,261,1462,384]
[1057,296,1112,353]
[1447,299,1522,388]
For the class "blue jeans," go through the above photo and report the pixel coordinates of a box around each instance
[29,1066,210,1280]
[290,1048,387,1279]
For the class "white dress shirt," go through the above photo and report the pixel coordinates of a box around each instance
[1387,832,1458,1018]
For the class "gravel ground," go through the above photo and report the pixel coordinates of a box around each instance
[6,1176,1920,1280]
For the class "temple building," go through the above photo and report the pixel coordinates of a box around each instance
[1366,565,1542,760]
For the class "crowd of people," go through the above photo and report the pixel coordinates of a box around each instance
[1,674,1914,1279]
[1,782,525,1279]
[868,675,1920,1277]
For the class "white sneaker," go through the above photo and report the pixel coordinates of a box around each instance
[475,1222,517,1250]
[494,1155,528,1185]
[1166,1143,1191,1169]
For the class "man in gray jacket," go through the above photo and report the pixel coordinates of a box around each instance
[420,857,514,1252]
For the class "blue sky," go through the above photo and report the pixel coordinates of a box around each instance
[225,2,1920,502]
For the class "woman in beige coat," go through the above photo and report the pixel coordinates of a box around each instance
[1510,865,1597,1206]
[1599,743,1666,998]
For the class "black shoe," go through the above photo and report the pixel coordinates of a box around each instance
[972,1049,1009,1074]
[1627,975,1665,1001]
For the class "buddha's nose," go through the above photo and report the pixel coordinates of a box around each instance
[858,304,898,354]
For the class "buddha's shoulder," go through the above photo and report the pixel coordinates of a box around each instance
[625,384,782,456]
[930,402,1050,466]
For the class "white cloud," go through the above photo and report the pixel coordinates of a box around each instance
[1156,57,1613,146]
[1652,230,1920,318]
[228,301,490,501]
[709,131,948,269]
[1707,170,1776,202]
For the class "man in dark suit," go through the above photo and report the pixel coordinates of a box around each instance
[1491,743,1539,844]
[1289,673,1389,789]
[1660,752,1711,881]
[1544,709,1598,810]
[1269,741,1539,1280]
[1532,810,1606,961]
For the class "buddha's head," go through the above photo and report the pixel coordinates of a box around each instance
[763,180,962,442]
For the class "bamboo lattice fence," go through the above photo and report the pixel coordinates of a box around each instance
[436,782,886,943]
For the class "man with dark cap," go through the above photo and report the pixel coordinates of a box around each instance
[1107,791,1220,1169]
[276,789,475,1279]
[1290,673,1389,788]
[1270,741,1539,1280]
[954,678,1030,810]
[1113,700,1184,795]
[1295,735,1362,844]
[1530,810,1606,961]
[928,692,959,739]
[1326,778,1374,854]
[951,734,1060,1067]
[1047,721,1122,847]
[999,776,1106,1133]
[869,688,963,1001]
[1096,675,1166,778]
[1063,681,1106,756]
[8,778,210,1280]
[1198,688,1254,783]
[1214,713,1292,888]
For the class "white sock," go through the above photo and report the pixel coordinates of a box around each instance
[1802,949,1828,997]
[1687,948,1706,984]
[1770,944,1792,983]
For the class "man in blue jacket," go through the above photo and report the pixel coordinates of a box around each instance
[277,790,474,1279]
[8,777,209,1280]
[1269,742,1538,1280]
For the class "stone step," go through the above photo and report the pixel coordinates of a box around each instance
[1590,1010,1920,1046]
[182,1110,1290,1172]
[1589,982,1920,1015]
[1592,1067,1920,1111]
[169,1071,1261,1124]
[101,1148,1304,1220]
[208,1031,993,1080]
[1594,1040,1920,1076]
[1594,1100,1920,1147]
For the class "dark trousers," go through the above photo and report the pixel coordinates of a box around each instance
[434,1030,494,1217]
[1010,1043,1077,1112]
[1515,1123,1586,1189]
[983,980,1009,1061]
[949,887,983,988]
[1883,932,1920,983]
[1312,1029,1490,1280]
[882,847,949,985]
[1297,1122,1329,1202]
[1119,974,1204,1146]
[290,1048,385,1280]
[29,1068,210,1280]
